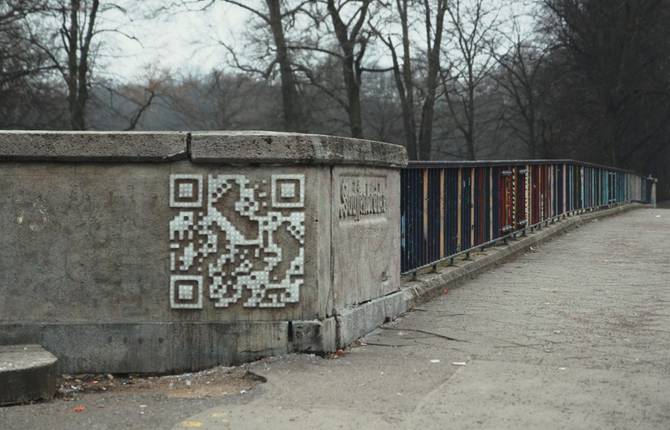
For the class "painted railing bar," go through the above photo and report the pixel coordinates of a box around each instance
[401,214,542,276]
[401,161,655,274]
[400,200,633,277]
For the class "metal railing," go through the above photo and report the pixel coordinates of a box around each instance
[400,159,654,275]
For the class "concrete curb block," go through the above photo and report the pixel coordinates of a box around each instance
[332,203,646,349]
[0,344,57,406]
[335,291,408,348]
[290,318,338,354]
[1,321,290,374]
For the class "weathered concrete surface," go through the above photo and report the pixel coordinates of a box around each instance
[289,318,337,354]
[336,290,407,346]
[190,131,408,167]
[0,345,57,406]
[0,132,404,373]
[332,166,401,308]
[0,162,330,372]
[0,322,290,373]
[0,162,330,324]
[171,207,670,429]
[0,131,188,161]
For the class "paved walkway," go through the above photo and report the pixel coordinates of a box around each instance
[181,207,670,429]
[2,207,669,429]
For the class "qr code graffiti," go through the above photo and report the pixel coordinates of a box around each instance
[169,173,305,309]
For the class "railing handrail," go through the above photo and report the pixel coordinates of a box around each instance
[407,159,647,176]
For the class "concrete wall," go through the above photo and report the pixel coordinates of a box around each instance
[332,166,401,307]
[0,131,407,373]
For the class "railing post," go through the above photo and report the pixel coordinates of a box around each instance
[649,175,657,207]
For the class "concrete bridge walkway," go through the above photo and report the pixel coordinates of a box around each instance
[182,207,670,429]
[2,207,668,429]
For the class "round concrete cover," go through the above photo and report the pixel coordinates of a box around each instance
[0,344,57,372]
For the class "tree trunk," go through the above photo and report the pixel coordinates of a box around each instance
[384,0,418,158]
[343,56,363,138]
[418,97,434,159]
[390,55,417,156]
[465,74,476,159]
[66,0,97,130]
[327,0,368,139]
[417,0,447,160]
[527,93,537,158]
[399,0,417,159]
[266,0,303,132]
[400,99,417,159]
[67,0,82,130]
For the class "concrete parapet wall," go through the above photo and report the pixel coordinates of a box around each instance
[0,131,406,373]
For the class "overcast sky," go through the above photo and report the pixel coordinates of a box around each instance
[104,2,249,81]
[103,1,535,83]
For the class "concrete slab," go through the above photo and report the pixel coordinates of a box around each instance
[410,360,670,429]
[336,291,408,346]
[0,321,289,374]
[171,404,395,430]
[189,131,408,167]
[0,345,57,406]
[0,131,188,162]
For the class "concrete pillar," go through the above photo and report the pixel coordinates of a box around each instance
[0,131,407,373]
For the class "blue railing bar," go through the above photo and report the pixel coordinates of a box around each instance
[400,201,629,277]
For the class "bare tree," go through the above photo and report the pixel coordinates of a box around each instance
[441,0,499,159]
[288,0,391,139]
[0,1,50,84]
[215,0,308,131]
[158,70,280,130]
[98,77,162,131]
[417,0,448,160]
[493,21,548,158]
[362,72,403,142]
[375,0,447,159]
[323,0,372,138]
[0,1,67,128]
[374,0,416,157]
[23,1,151,130]
[62,0,98,130]
[25,0,101,130]
[542,0,670,168]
